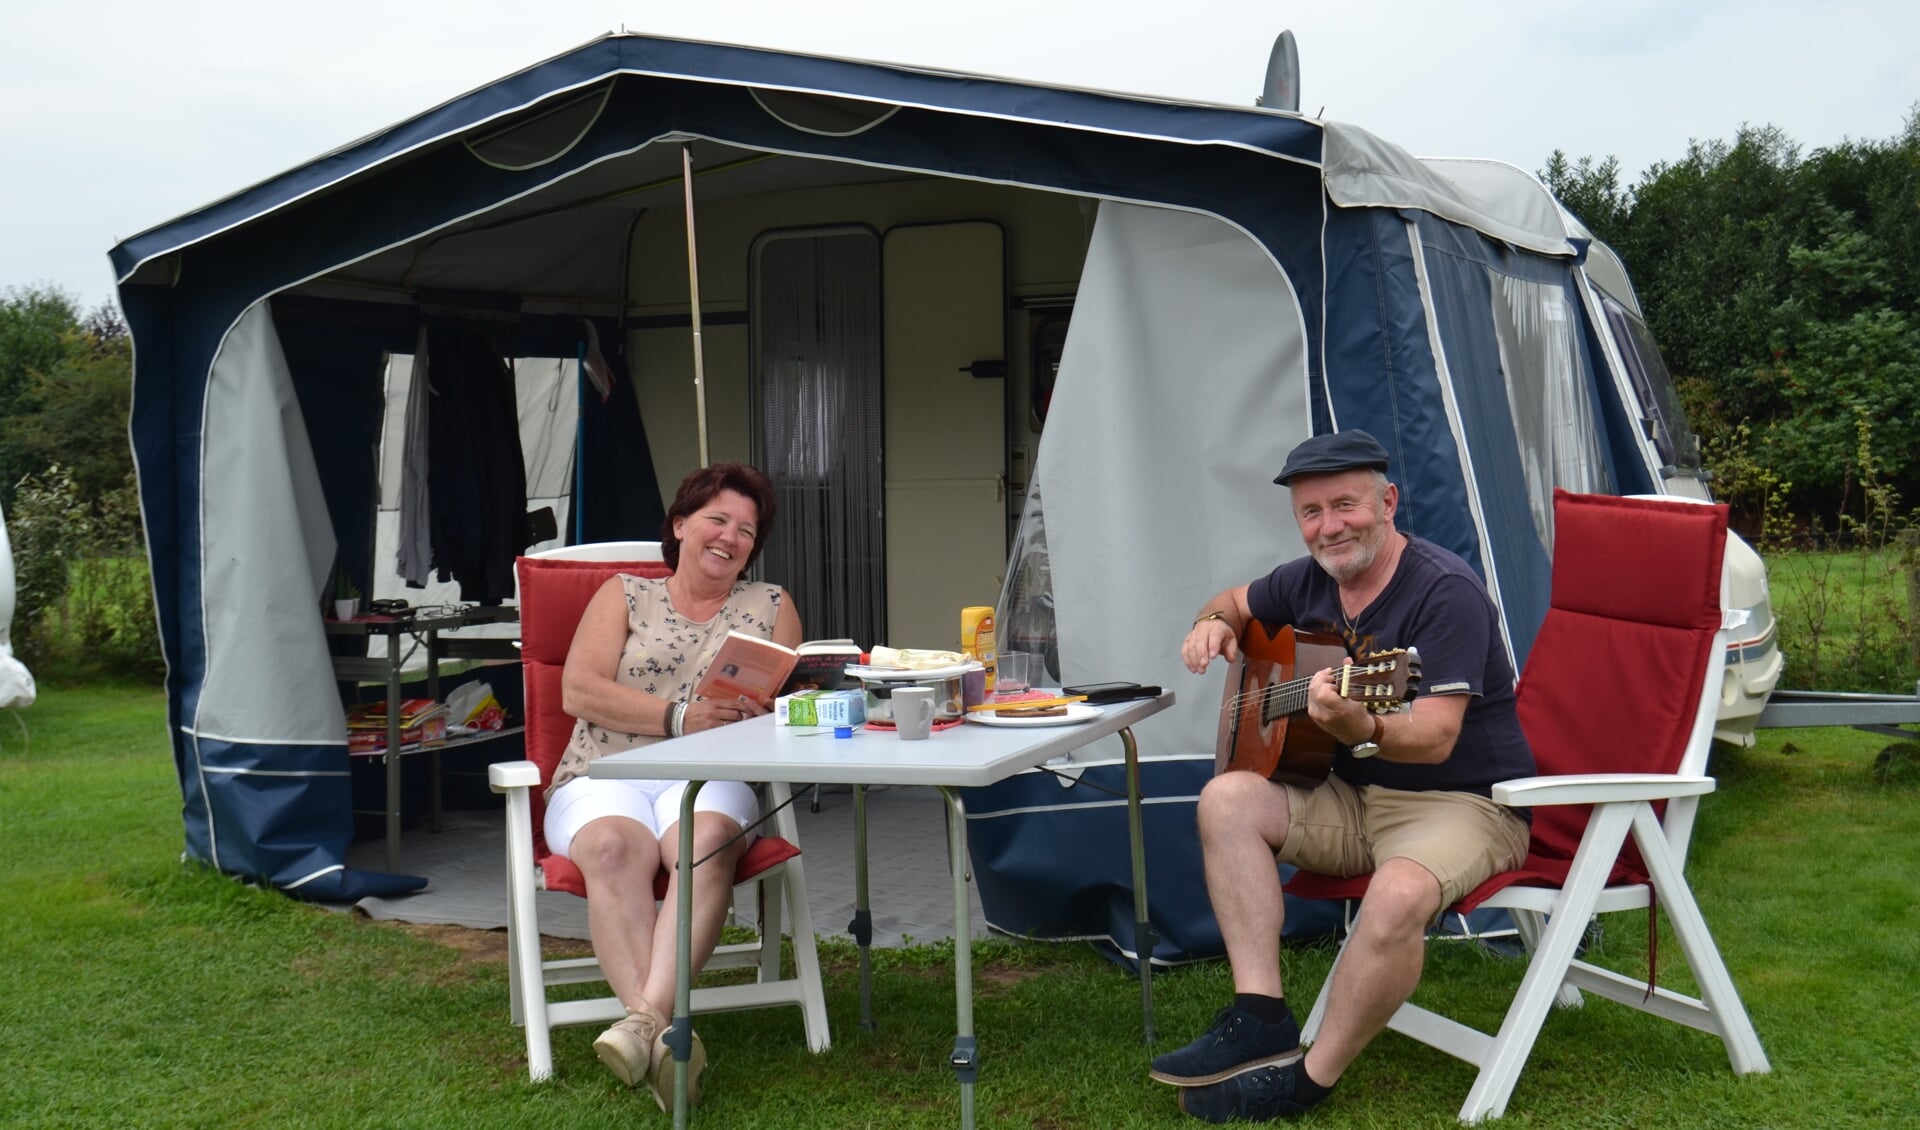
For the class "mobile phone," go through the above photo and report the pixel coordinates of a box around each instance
[1063,681,1160,704]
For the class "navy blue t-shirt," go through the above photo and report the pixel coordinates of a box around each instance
[1245,534,1534,796]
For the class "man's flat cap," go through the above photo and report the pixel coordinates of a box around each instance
[1273,429,1391,485]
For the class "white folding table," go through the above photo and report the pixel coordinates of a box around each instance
[589,691,1175,1129]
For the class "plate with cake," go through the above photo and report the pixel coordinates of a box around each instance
[967,695,1104,727]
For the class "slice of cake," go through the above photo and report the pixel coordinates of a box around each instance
[997,702,1069,718]
[992,690,1072,718]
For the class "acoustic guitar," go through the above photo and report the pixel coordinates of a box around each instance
[1213,622,1421,787]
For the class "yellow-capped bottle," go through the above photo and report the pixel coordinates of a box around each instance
[961,606,997,693]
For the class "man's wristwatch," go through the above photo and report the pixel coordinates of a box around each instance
[1349,714,1382,759]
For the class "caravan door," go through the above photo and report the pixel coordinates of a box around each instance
[883,222,1007,651]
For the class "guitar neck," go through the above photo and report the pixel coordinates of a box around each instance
[1247,664,1396,726]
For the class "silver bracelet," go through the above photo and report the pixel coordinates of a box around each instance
[668,700,687,738]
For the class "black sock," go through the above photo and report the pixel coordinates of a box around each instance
[1233,992,1292,1024]
[1293,1062,1335,1104]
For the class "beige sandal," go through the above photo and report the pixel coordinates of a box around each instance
[593,1004,665,1088]
[646,1024,707,1111]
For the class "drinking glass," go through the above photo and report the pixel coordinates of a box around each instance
[994,652,1030,696]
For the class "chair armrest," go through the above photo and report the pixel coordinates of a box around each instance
[489,760,542,792]
[1493,773,1715,807]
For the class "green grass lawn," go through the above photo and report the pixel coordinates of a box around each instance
[3,684,1917,1127]
[1763,546,1919,693]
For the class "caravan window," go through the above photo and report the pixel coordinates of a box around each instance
[1599,296,1703,476]
[1486,274,1612,548]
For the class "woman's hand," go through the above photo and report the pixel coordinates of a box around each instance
[682,694,769,734]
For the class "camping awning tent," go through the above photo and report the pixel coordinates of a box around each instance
[111,32,1675,905]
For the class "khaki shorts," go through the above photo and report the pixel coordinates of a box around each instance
[1279,774,1531,911]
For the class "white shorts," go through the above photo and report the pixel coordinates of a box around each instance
[543,776,761,860]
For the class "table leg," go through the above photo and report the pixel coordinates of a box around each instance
[426,628,443,834]
[1121,725,1155,1043]
[430,748,443,834]
[850,783,876,1032]
[938,787,978,1130]
[668,780,704,1130]
[384,657,403,874]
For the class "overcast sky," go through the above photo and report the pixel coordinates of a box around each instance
[5,0,1916,310]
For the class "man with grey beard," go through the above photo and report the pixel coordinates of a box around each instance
[1152,430,1534,1123]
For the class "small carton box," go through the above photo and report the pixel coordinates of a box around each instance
[775,689,866,727]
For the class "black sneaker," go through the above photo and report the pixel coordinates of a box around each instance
[1179,1062,1325,1123]
[1149,1003,1302,1086]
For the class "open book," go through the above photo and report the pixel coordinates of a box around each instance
[694,634,862,702]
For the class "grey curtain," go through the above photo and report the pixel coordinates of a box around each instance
[751,228,886,646]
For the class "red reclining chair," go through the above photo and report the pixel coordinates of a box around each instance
[488,545,830,1081]
[1284,490,1769,1121]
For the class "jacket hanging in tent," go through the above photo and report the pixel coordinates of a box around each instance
[425,320,530,603]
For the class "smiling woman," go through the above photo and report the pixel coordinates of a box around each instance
[543,460,804,1104]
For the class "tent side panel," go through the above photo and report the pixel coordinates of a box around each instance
[123,283,209,860]
[198,303,342,745]
[189,735,422,899]
[179,300,423,894]
[1320,207,1483,566]
[1576,296,1662,497]
[1412,218,1554,667]
[1042,202,1313,761]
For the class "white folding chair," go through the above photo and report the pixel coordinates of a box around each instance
[1286,491,1770,1121]
[488,543,830,1080]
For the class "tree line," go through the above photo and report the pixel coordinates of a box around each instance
[1542,110,1920,537]
[1,287,156,677]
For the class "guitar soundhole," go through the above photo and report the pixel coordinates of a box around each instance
[1258,669,1295,727]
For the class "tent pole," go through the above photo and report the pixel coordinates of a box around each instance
[681,144,710,467]
[574,341,587,544]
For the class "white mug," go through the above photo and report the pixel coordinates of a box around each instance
[891,686,936,741]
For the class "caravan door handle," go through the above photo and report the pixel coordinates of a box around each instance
[959,359,1007,379]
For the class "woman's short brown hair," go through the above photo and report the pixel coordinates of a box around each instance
[660,462,778,572]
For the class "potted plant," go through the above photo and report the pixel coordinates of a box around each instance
[333,570,361,622]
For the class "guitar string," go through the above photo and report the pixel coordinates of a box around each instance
[1222,678,1312,712]
[1221,661,1402,703]
[1224,684,1400,706]
[1220,664,1405,714]
[1222,691,1399,715]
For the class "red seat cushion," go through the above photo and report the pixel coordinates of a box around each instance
[515,554,800,899]
[1283,491,1728,913]
[540,834,804,899]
